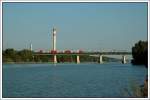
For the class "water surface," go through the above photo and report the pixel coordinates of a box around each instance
[2,63,147,98]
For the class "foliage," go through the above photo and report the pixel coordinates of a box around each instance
[18,49,33,61]
[3,48,16,62]
[132,40,148,67]
[3,48,33,62]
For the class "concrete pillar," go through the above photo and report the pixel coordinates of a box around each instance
[99,55,103,64]
[76,55,80,64]
[54,55,57,64]
[122,55,126,64]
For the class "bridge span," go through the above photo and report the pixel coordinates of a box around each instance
[34,51,132,64]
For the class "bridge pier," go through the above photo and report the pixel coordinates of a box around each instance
[76,55,80,64]
[54,55,57,64]
[122,55,126,64]
[98,55,103,64]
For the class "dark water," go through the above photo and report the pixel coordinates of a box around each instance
[2,63,147,98]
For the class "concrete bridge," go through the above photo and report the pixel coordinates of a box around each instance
[38,27,132,64]
[34,51,132,64]
[39,27,132,64]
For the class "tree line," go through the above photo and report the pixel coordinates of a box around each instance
[3,49,33,62]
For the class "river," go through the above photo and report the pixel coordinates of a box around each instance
[2,63,147,98]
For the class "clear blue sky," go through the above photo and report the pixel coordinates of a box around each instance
[3,2,147,52]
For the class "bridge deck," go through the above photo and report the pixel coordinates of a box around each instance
[34,52,132,56]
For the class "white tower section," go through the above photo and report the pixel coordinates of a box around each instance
[30,43,32,51]
[52,27,56,51]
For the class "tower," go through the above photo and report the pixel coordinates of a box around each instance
[52,27,56,51]
[30,43,32,51]
[52,27,57,63]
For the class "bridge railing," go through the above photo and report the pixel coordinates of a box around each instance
[33,51,132,55]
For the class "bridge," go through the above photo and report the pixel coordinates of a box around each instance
[34,51,132,64]
[32,27,132,64]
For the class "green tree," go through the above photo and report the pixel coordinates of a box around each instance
[3,48,16,62]
[14,55,22,62]
[33,55,41,62]
[18,49,33,62]
[40,55,49,62]
[132,40,148,67]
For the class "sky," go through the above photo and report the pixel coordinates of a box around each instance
[2,2,148,52]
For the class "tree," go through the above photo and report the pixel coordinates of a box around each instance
[40,55,49,62]
[3,48,17,62]
[18,49,33,62]
[132,40,148,67]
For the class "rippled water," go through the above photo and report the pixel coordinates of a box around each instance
[2,63,147,98]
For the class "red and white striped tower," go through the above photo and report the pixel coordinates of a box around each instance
[52,27,57,63]
[52,27,56,51]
